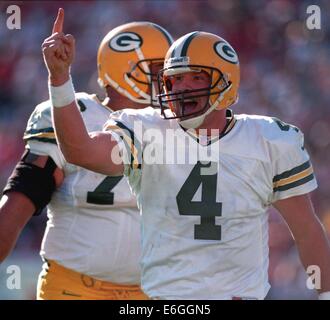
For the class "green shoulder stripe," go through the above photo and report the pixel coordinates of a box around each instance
[273,161,310,183]
[273,173,314,192]
[24,127,57,144]
[24,127,54,135]
[106,120,142,170]
[24,136,57,145]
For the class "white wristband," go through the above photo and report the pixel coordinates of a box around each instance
[319,291,330,300]
[49,76,76,108]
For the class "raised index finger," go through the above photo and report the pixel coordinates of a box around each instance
[52,8,64,34]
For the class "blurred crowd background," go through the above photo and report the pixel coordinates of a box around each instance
[0,0,329,299]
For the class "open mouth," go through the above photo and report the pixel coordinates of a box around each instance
[180,100,198,115]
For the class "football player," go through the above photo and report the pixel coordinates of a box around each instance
[43,9,330,299]
[0,19,173,300]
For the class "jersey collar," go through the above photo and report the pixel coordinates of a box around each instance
[182,109,236,146]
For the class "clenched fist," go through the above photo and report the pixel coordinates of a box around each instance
[42,8,75,86]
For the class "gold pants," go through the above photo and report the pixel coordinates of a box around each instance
[36,260,148,300]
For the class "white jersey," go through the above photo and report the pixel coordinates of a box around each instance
[104,107,317,299]
[24,92,141,284]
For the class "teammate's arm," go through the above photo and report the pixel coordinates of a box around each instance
[0,193,35,262]
[274,193,330,295]
[0,153,63,262]
[42,8,123,176]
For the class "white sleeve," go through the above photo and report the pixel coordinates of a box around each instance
[270,128,317,203]
[103,109,143,197]
[24,100,65,169]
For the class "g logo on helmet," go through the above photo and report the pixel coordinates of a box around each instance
[109,32,143,52]
[214,41,238,64]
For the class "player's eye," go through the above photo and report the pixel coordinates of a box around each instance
[193,74,207,81]
[171,75,183,82]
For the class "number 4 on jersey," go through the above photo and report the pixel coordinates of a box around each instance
[176,161,222,241]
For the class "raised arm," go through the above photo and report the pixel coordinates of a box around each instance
[274,193,330,298]
[42,8,123,176]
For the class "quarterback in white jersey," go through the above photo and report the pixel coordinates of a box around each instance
[44,11,330,300]
[0,18,173,300]
[104,107,316,299]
